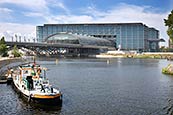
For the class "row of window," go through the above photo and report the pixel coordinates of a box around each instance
[36,24,159,50]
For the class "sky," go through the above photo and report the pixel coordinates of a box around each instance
[0,0,173,46]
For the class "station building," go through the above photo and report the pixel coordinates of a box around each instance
[45,32,114,47]
[36,23,162,51]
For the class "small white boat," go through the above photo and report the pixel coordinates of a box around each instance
[12,63,62,105]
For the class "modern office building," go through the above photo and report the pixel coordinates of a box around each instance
[36,23,161,51]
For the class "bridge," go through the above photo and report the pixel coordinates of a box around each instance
[6,42,115,57]
[6,41,114,49]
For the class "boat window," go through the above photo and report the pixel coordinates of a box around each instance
[42,80,49,84]
[24,70,28,74]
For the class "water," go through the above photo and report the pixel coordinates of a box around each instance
[1,58,173,115]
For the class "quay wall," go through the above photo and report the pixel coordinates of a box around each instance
[0,57,26,77]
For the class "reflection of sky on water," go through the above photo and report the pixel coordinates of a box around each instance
[1,58,173,115]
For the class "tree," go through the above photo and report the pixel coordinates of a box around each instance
[0,36,8,57]
[164,10,173,43]
[12,45,22,57]
[0,36,6,44]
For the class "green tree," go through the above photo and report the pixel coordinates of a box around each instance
[12,45,22,57]
[0,36,6,44]
[0,36,8,57]
[164,10,173,43]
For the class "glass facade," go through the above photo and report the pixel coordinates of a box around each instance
[45,33,113,47]
[36,23,159,51]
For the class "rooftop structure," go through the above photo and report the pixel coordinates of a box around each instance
[45,32,114,47]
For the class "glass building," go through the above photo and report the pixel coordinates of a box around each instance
[36,23,160,51]
[45,32,114,47]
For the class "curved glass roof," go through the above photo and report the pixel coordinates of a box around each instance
[45,32,114,47]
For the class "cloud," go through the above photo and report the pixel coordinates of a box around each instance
[0,7,13,13]
[44,3,168,43]
[0,2,169,46]
[55,2,69,13]
[45,15,93,24]
[0,0,48,12]
[0,0,69,15]
[24,12,44,17]
[0,7,13,21]
[0,23,35,34]
[11,0,70,23]
[0,23,35,41]
[91,3,169,46]
[47,0,70,14]
[47,3,168,46]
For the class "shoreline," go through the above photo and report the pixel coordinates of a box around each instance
[0,57,27,79]
[94,52,173,59]
[0,57,24,69]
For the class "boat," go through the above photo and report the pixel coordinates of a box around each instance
[11,63,62,105]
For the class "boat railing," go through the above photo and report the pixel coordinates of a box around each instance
[22,78,29,90]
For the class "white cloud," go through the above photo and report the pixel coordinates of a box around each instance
[0,7,13,13]
[43,4,169,46]
[56,2,69,13]
[92,3,169,46]
[47,0,70,14]
[0,2,170,46]
[24,12,44,17]
[0,0,69,14]
[45,15,93,23]
[0,0,48,12]
[0,23,35,41]
[0,0,70,41]
[0,7,13,20]
[51,3,168,46]
[0,23,35,34]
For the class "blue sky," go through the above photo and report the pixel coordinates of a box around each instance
[0,0,173,46]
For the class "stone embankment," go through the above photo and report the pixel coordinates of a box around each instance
[0,57,26,83]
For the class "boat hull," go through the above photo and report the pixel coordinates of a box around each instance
[12,79,62,105]
[30,96,62,105]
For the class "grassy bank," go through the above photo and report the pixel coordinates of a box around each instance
[162,64,173,75]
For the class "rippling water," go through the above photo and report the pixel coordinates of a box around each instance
[1,58,173,115]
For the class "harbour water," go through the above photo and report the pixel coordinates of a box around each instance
[1,58,173,115]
